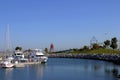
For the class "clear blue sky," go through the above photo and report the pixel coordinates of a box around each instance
[0,0,120,51]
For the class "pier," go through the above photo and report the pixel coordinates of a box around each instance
[14,61,41,67]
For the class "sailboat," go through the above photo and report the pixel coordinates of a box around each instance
[0,25,14,68]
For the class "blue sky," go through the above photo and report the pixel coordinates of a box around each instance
[0,0,120,51]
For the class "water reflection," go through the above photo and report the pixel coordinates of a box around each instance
[4,68,13,80]
[80,59,120,79]
[93,64,101,71]
[25,63,47,80]
[2,64,46,80]
[35,64,47,79]
[104,64,120,78]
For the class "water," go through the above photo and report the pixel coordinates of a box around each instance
[0,58,120,80]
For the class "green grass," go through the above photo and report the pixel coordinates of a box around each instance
[54,49,120,54]
[80,49,120,54]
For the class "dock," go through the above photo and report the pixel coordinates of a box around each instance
[14,61,41,67]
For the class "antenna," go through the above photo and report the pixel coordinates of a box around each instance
[90,36,98,45]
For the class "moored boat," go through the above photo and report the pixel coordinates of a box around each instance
[0,56,14,68]
[30,49,48,63]
[1,61,14,68]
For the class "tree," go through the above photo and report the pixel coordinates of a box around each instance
[82,46,89,51]
[15,46,22,51]
[92,43,100,50]
[104,40,110,48]
[45,48,48,53]
[110,37,118,49]
[28,49,32,52]
[73,48,78,52]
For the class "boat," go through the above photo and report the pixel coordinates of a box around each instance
[0,25,14,68]
[0,56,14,68]
[14,50,24,59]
[1,61,14,68]
[13,50,41,66]
[13,50,28,62]
[30,49,48,63]
[0,25,25,68]
[0,25,41,68]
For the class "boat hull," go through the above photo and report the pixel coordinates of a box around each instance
[2,64,14,68]
[41,57,48,63]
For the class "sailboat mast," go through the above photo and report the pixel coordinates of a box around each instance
[5,24,10,54]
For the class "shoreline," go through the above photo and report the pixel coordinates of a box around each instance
[47,53,120,65]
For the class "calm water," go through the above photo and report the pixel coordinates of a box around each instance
[0,58,120,80]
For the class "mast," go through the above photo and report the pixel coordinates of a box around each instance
[5,24,10,55]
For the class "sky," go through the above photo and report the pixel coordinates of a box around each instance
[0,0,120,51]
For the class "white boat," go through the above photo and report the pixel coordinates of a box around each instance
[30,49,48,63]
[0,50,25,68]
[14,50,25,58]
[0,25,14,68]
[0,57,14,68]
[1,61,14,68]
[13,50,28,62]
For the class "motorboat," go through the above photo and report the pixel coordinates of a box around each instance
[0,56,14,68]
[14,50,25,59]
[1,61,14,68]
[13,50,28,62]
[30,49,48,63]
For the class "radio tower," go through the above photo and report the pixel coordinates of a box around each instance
[90,36,98,48]
[50,43,54,53]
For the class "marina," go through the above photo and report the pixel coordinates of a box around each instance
[0,0,120,80]
[0,26,48,68]
[0,49,48,68]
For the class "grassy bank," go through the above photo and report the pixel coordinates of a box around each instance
[86,49,120,54]
[54,49,120,54]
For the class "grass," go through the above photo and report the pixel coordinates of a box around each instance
[79,49,120,54]
[54,48,120,55]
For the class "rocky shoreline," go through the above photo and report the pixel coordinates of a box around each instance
[47,53,120,64]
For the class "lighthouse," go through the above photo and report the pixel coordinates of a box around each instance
[50,43,54,53]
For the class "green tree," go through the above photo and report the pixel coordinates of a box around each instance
[110,37,118,49]
[104,40,110,48]
[28,49,32,52]
[15,46,22,51]
[82,46,89,51]
[92,43,100,50]
[73,48,78,52]
[45,48,48,53]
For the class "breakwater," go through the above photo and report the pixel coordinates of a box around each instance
[47,53,120,64]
